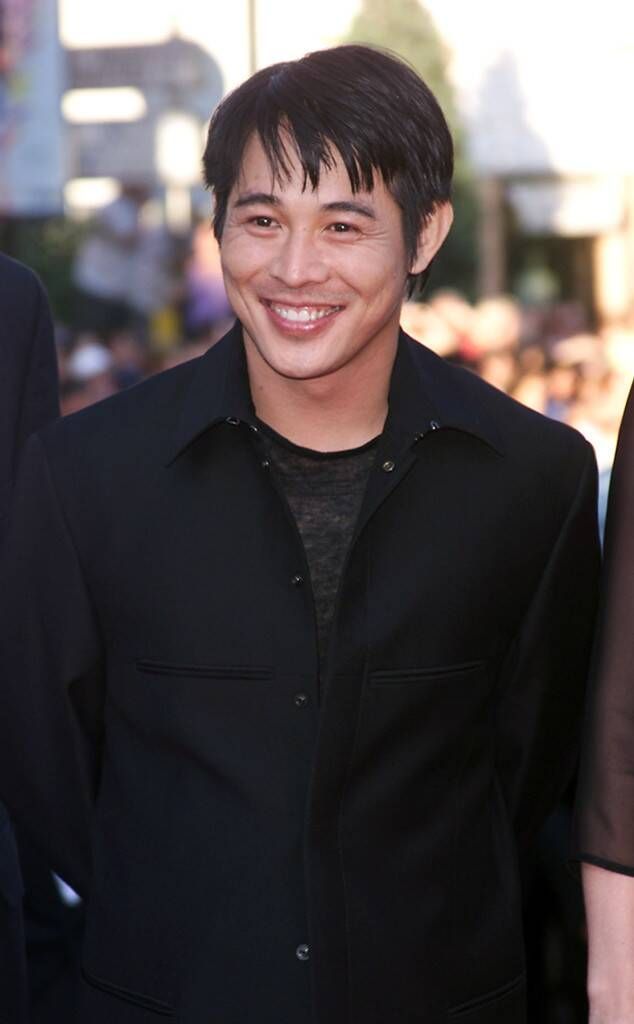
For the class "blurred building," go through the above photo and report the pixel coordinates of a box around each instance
[63,36,223,229]
[2,0,633,326]
[423,0,634,326]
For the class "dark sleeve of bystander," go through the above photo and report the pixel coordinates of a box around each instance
[573,383,634,873]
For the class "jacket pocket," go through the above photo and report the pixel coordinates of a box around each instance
[135,659,272,681]
[370,660,486,686]
[448,973,526,1020]
[81,967,176,1018]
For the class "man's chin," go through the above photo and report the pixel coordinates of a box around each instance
[262,358,343,383]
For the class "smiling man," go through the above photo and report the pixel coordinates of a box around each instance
[0,45,600,1024]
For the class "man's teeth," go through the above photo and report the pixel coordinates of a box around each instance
[271,304,340,323]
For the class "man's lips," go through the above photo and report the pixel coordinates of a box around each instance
[261,299,344,326]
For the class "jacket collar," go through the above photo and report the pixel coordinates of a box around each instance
[384,328,505,454]
[166,321,256,466]
[165,320,504,466]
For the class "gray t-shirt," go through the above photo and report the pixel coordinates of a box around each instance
[259,423,378,676]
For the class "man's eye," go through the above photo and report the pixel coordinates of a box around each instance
[330,222,353,233]
[250,216,275,228]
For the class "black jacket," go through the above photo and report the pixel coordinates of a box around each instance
[0,322,600,1024]
[0,253,59,1024]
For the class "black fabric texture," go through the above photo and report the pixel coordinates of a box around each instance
[258,422,378,677]
[0,322,600,1023]
[574,381,634,870]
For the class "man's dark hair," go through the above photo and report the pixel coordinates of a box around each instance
[202,44,454,295]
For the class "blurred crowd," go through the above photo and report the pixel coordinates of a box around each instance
[58,187,234,417]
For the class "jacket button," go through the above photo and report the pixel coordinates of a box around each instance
[429,420,441,430]
[294,693,309,708]
[381,459,395,473]
[261,458,271,469]
[296,943,310,961]
[291,574,304,586]
[225,416,240,425]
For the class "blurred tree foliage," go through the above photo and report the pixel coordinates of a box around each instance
[342,0,478,299]
[0,216,86,324]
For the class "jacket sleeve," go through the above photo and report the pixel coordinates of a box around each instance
[573,385,634,874]
[495,439,601,848]
[0,432,104,896]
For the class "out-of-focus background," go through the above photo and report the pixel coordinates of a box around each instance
[1,1,632,1019]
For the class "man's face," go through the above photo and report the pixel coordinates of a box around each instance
[219,133,414,383]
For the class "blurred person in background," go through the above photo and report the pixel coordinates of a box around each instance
[181,219,233,341]
[107,331,150,391]
[125,212,178,344]
[400,299,459,359]
[0,253,82,1023]
[477,347,520,394]
[544,363,581,423]
[58,335,117,416]
[428,289,479,364]
[511,371,548,415]
[0,45,600,1024]
[71,182,149,341]
[471,295,522,356]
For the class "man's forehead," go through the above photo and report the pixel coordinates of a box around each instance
[232,132,380,204]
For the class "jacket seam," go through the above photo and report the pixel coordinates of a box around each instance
[81,967,176,1016]
[135,659,272,680]
[370,660,486,684]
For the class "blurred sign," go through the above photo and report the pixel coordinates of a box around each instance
[508,178,625,236]
[67,119,157,183]
[155,111,201,186]
[64,37,222,187]
[67,38,210,92]
[0,0,64,214]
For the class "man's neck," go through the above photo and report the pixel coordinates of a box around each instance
[243,333,398,452]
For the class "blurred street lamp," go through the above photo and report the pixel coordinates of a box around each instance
[248,0,257,73]
[64,177,120,217]
[155,110,201,232]
[62,87,147,124]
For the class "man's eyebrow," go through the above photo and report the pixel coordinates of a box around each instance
[321,200,376,219]
[232,193,376,219]
[233,192,281,208]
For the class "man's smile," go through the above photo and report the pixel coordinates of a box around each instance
[261,298,345,334]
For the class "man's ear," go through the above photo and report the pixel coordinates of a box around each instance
[410,202,454,275]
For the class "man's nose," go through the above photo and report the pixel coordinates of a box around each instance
[269,230,328,287]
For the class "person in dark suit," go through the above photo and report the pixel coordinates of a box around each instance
[0,253,80,1023]
[0,48,599,1024]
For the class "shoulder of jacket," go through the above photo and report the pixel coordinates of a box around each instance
[453,359,590,461]
[0,252,43,302]
[38,355,201,462]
